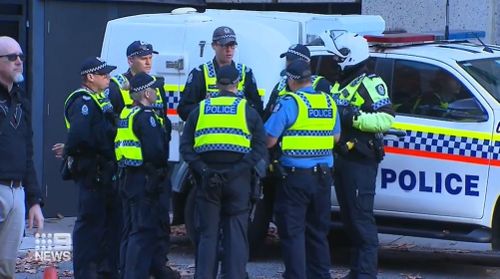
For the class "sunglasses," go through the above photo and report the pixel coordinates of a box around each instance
[0,53,25,62]
[216,43,237,49]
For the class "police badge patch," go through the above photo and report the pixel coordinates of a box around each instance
[187,73,193,84]
[376,84,386,96]
[81,104,89,116]
[149,116,157,127]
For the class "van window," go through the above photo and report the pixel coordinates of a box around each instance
[392,60,486,122]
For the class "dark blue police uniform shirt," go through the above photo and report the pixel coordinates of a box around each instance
[264,86,341,168]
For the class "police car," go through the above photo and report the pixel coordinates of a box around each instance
[334,32,500,249]
[100,8,500,251]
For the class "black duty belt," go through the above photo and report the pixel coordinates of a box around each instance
[283,166,332,175]
[0,179,23,188]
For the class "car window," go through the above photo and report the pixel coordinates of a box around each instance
[310,55,378,83]
[391,60,486,122]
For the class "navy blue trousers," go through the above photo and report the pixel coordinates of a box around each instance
[194,169,251,279]
[334,156,379,279]
[274,170,332,279]
[72,178,121,279]
[120,171,171,279]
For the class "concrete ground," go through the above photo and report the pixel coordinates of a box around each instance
[15,217,500,278]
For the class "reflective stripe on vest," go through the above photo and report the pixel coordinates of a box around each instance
[277,75,326,97]
[202,61,246,97]
[111,74,164,109]
[194,96,250,154]
[64,88,113,130]
[281,90,337,157]
[330,74,391,111]
[114,106,164,167]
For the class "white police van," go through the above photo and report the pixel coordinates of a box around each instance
[100,8,500,251]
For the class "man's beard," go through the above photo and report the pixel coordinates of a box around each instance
[14,73,24,83]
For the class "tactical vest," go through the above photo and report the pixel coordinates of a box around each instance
[64,88,113,130]
[114,106,163,167]
[111,74,165,109]
[202,61,246,97]
[194,96,251,154]
[330,74,391,112]
[281,90,337,157]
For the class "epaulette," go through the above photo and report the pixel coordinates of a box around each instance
[350,74,366,87]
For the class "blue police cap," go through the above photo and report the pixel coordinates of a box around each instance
[280,44,311,62]
[129,72,161,93]
[80,57,116,76]
[212,26,237,45]
[217,65,240,85]
[126,41,159,57]
[286,60,312,81]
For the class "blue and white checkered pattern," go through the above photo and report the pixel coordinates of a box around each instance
[206,61,244,80]
[115,140,141,148]
[284,130,335,137]
[283,149,332,157]
[165,90,180,110]
[117,119,129,128]
[372,98,392,111]
[206,61,216,78]
[195,127,250,139]
[384,130,492,159]
[492,141,500,160]
[118,158,143,167]
[194,144,251,154]
[294,91,332,109]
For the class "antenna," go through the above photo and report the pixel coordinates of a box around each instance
[474,33,494,53]
[445,0,450,40]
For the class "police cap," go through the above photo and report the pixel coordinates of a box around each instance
[126,41,159,57]
[285,60,312,81]
[129,72,162,94]
[80,57,116,76]
[280,44,311,62]
[212,26,237,46]
[217,65,240,85]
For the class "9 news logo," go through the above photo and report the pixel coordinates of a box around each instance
[34,233,72,262]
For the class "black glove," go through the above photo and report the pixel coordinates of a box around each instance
[190,160,209,176]
[341,106,360,128]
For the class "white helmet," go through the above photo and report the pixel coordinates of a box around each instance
[319,30,369,70]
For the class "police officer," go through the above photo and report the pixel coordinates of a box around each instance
[115,72,175,279]
[263,44,332,121]
[63,57,119,278]
[324,31,395,279]
[105,41,177,278]
[108,40,167,115]
[265,59,340,279]
[177,26,263,120]
[180,65,267,279]
[263,44,333,193]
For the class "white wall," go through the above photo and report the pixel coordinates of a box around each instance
[362,0,497,44]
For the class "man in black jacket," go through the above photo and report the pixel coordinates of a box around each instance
[0,36,44,279]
